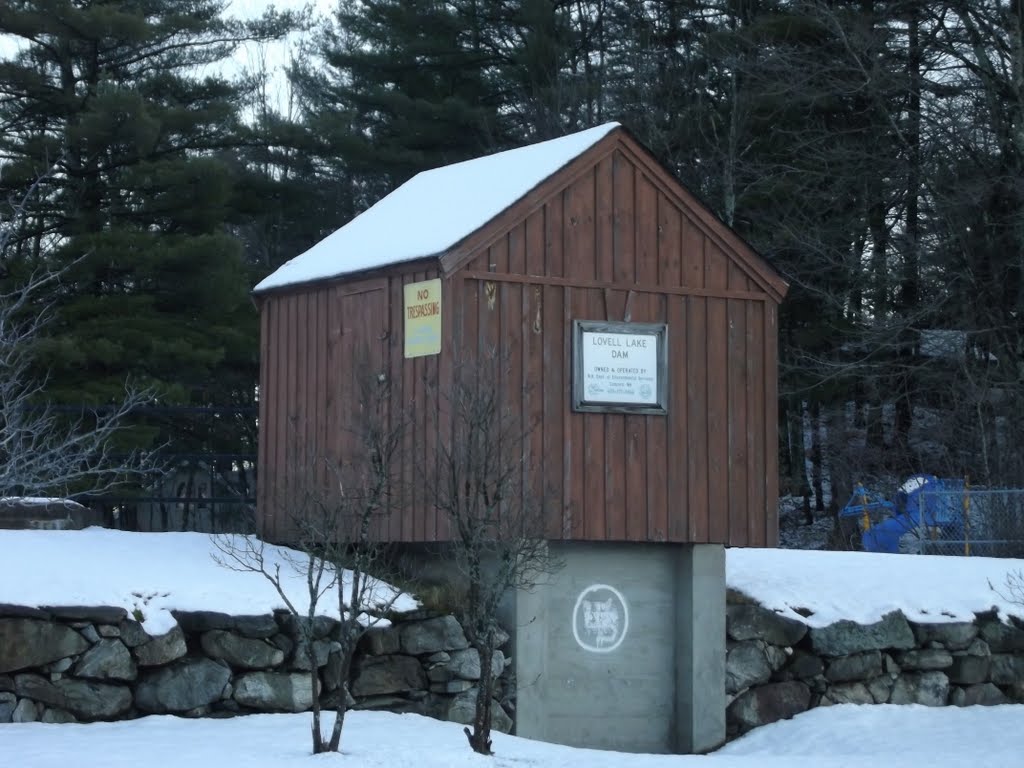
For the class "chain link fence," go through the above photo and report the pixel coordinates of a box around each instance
[913,489,1024,558]
[837,481,1024,557]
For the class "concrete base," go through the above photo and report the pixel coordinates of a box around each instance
[510,542,725,754]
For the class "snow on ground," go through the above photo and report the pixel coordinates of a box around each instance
[2,705,1023,768]
[5,527,1024,633]
[727,546,1024,627]
[0,528,418,635]
[4,529,1024,765]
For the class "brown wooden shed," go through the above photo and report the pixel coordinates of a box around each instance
[253,123,788,547]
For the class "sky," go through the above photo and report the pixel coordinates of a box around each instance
[4,528,1024,767]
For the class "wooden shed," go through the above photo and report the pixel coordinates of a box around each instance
[253,123,787,547]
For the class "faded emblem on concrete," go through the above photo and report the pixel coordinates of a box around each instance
[572,584,629,653]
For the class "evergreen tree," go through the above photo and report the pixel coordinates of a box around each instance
[0,0,295,502]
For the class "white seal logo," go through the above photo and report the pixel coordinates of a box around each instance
[572,584,629,653]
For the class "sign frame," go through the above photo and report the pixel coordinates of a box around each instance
[572,320,669,415]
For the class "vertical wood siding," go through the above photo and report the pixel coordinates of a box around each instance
[258,141,781,547]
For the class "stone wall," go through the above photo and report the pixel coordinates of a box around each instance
[725,599,1024,738]
[0,604,513,730]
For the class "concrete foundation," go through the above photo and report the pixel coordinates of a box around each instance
[511,541,725,754]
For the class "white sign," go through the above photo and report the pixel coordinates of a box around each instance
[572,584,629,653]
[581,331,659,405]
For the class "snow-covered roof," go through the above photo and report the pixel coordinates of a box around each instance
[253,123,620,293]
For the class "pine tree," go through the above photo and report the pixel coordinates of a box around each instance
[0,0,295,498]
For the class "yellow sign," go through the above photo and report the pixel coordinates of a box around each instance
[404,278,442,358]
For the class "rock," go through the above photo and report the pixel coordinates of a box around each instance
[426,651,451,665]
[443,648,505,682]
[351,654,427,697]
[277,614,337,641]
[173,611,234,634]
[73,639,137,681]
[321,688,357,711]
[48,657,73,674]
[0,604,50,620]
[0,692,15,723]
[134,625,187,666]
[990,654,1024,685]
[270,634,294,658]
[431,679,475,694]
[0,674,13,692]
[14,673,63,707]
[966,637,991,656]
[765,645,789,672]
[776,650,824,681]
[727,682,811,732]
[12,698,40,722]
[809,612,915,657]
[399,616,469,655]
[726,641,772,694]
[948,654,990,685]
[233,671,316,712]
[54,679,133,719]
[78,624,100,644]
[980,621,1024,653]
[911,622,978,651]
[361,626,402,656]
[824,682,874,705]
[1006,682,1024,702]
[118,619,149,648]
[951,683,1007,706]
[825,651,882,682]
[232,615,279,639]
[890,672,949,706]
[867,676,893,703]
[136,658,231,714]
[97,625,121,639]
[353,694,422,712]
[883,653,900,675]
[323,647,343,692]
[0,619,90,674]
[490,626,511,650]
[200,630,285,670]
[45,606,128,624]
[41,707,77,723]
[291,639,334,671]
[895,649,953,671]
[428,665,451,683]
[491,701,514,734]
[727,604,808,647]
[441,689,513,734]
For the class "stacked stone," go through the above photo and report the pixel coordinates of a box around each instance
[724,600,1024,739]
[0,604,513,732]
[353,613,513,732]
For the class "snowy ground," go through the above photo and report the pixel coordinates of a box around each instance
[3,705,1022,768]
[3,529,1024,766]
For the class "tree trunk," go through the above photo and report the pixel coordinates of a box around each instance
[809,401,825,513]
[466,641,495,755]
[306,625,325,753]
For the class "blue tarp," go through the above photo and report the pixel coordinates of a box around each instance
[844,475,965,553]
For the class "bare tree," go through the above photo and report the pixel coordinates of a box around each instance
[425,357,562,756]
[0,164,153,502]
[214,364,406,754]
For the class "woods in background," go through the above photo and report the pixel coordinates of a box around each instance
[2,0,1022,516]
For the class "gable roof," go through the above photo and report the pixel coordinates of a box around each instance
[253,123,620,294]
